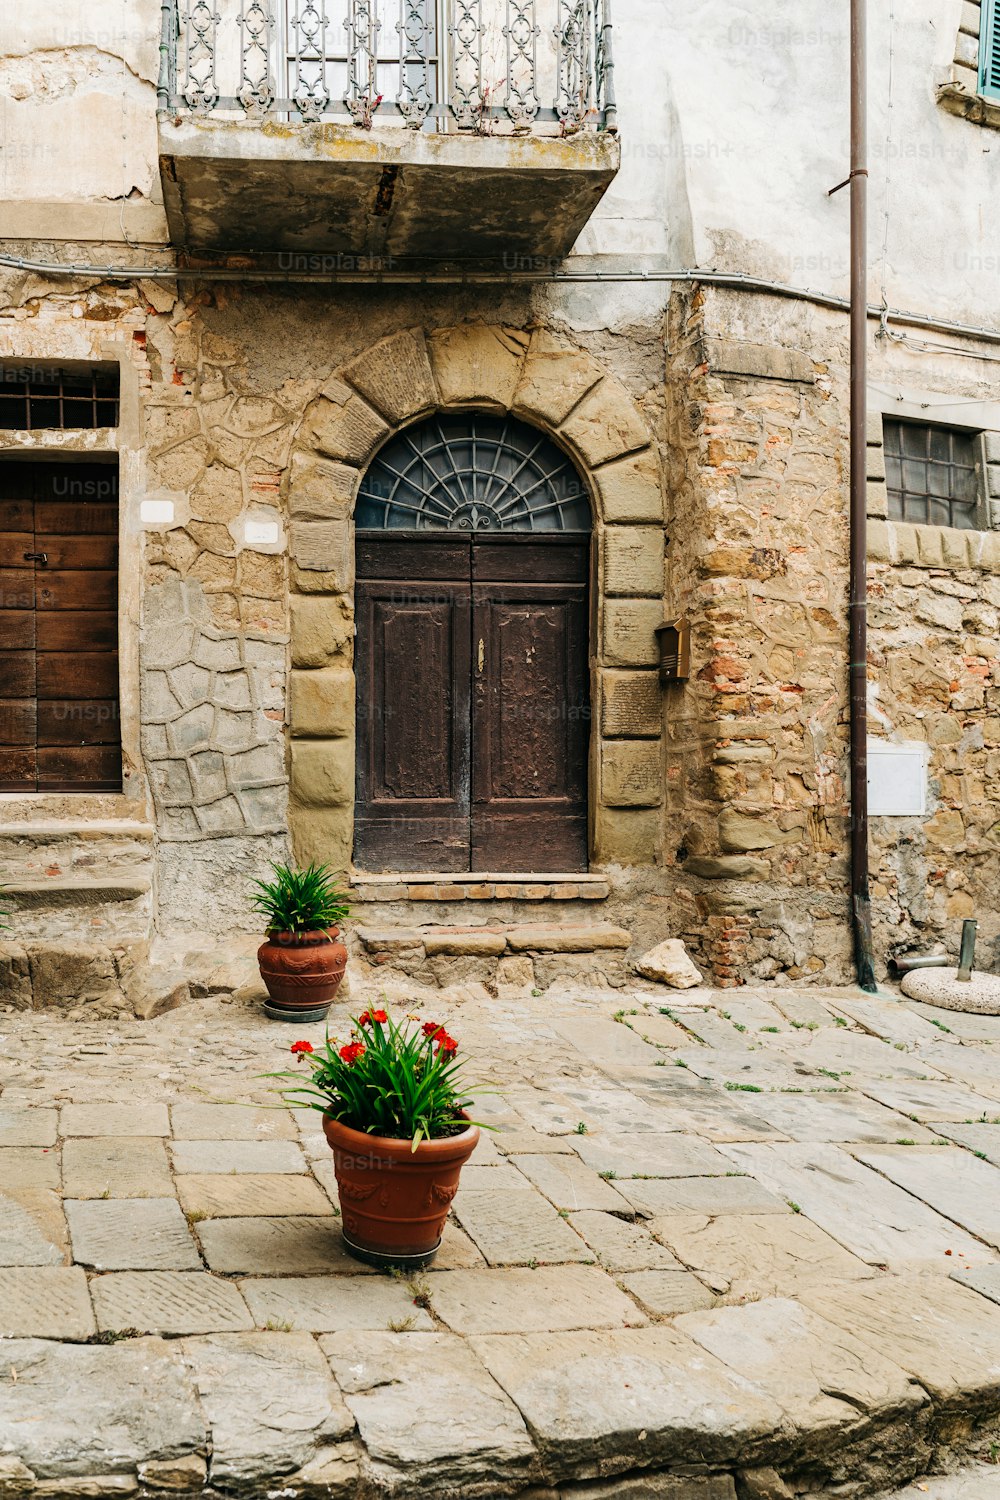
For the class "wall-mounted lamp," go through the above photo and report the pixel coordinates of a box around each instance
[655,618,690,683]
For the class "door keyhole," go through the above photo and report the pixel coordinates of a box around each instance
[477,638,485,674]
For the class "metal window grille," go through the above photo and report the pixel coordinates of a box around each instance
[357,412,591,531]
[884,419,982,530]
[0,366,120,432]
[982,0,1000,99]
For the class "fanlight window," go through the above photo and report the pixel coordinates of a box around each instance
[356,413,591,532]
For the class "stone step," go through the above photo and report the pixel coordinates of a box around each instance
[356,922,631,958]
[0,821,155,900]
[350,872,610,903]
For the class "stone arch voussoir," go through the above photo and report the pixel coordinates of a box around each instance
[285,323,667,873]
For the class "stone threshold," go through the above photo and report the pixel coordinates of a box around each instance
[356,922,631,958]
[350,872,610,903]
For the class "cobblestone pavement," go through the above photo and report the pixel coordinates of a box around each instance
[2,971,1000,1498]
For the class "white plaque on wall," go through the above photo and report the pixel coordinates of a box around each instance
[140,499,174,525]
[245,518,280,545]
[867,740,927,817]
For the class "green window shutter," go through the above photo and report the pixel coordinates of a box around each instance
[982,0,1000,99]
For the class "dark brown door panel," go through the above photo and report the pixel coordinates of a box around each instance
[354,570,472,872]
[0,461,120,792]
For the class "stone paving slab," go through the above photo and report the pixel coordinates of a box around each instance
[650,1212,874,1296]
[880,1469,1000,1500]
[66,1198,202,1270]
[0,1147,61,1192]
[451,1187,594,1266]
[935,1121,1000,1162]
[950,1263,1000,1307]
[198,1215,367,1275]
[175,1171,333,1218]
[470,1327,784,1481]
[168,1138,307,1174]
[744,1092,940,1144]
[856,1079,1000,1122]
[510,1152,635,1212]
[0,1193,65,1267]
[62,1137,174,1198]
[0,1267,95,1339]
[616,1173,790,1218]
[0,1108,57,1147]
[619,1269,716,1315]
[721,1143,992,1270]
[60,1103,171,1138]
[323,1331,539,1496]
[91,1271,255,1335]
[182,1332,356,1488]
[170,1103,298,1140]
[677,1297,926,1439]
[428,1265,648,1334]
[239,1275,435,1332]
[797,1274,1000,1406]
[0,1337,206,1478]
[572,1130,733,1178]
[852,1145,1000,1249]
[566,1209,684,1271]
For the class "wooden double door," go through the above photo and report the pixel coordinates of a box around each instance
[355,533,590,873]
[0,461,121,792]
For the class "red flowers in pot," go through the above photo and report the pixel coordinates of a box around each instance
[274,1008,481,1269]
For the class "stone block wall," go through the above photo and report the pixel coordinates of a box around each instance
[662,282,1000,985]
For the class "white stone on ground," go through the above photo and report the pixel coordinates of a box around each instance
[635,938,704,989]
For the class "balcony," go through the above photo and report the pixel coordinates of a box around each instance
[157,0,620,263]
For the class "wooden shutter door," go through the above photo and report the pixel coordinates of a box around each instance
[471,540,589,872]
[0,468,38,790]
[354,535,472,872]
[0,461,121,794]
[983,0,1000,97]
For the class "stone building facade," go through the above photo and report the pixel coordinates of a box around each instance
[1,0,1000,1005]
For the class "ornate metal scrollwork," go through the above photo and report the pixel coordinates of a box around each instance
[180,0,220,111]
[555,0,592,130]
[290,0,331,120]
[504,0,540,130]
[344,0,382,126]
[238,0,275,115]
[449,0,482,129]
[397,0,433,127]
[356,413,592,534]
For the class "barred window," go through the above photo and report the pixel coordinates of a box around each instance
[0,364,120,431]
[884,420,983,530]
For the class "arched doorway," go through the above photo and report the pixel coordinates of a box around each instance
[354,412,591,873]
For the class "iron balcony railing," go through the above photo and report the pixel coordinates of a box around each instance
[158,0,616,133]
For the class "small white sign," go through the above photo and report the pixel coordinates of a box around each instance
[140,499,174,525]
[868,740,927,817]
[245,518,280,545]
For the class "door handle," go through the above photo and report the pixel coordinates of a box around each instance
[477,638,485,674]
[23,552,48,566]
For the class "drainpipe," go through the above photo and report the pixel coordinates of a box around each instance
[158,0,175,116]
[849,0,877,991]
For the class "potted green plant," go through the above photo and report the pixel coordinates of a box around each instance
[251,862,350,1024]
[274,1009,480,1268]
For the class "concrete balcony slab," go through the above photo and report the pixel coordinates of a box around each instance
[158,117,620,261]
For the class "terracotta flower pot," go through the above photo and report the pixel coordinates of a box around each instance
[257,926,348,1023]
[323,1113,479,1269]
